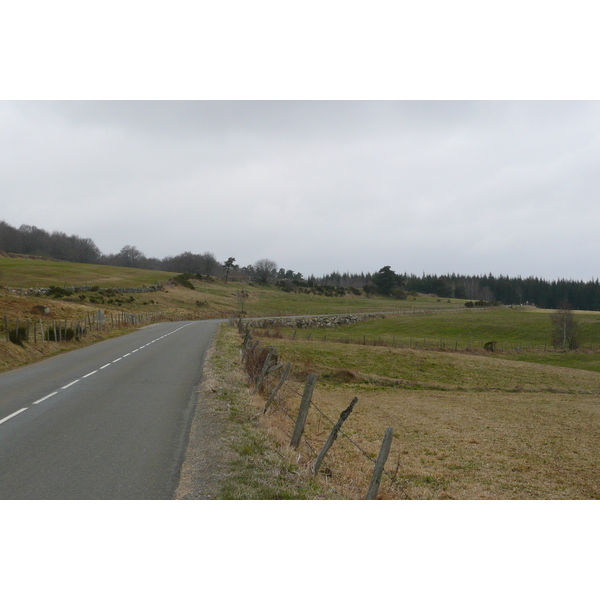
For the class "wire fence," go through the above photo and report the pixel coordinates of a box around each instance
[1,309,205,345]
[248,325,600,354]
[238,320,410,500]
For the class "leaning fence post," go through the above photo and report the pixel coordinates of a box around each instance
[264,362,292,413]
[290,373,317,450]
[312,397,358,475]
[252,350,274,394]
[365,426,394,500]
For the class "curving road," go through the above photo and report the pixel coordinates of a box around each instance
[0,320,220,499]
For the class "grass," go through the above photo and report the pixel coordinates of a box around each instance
[258,305,600,374]
[0,258,176,288]
[279,306,600,348]
[1,257,464,320]
[244,286,464,317]
[200,325,329,500]
[247,329,600,499]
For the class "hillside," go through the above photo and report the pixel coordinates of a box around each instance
[0,256,445,372]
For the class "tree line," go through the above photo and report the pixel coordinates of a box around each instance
[311,270,600,311]
[3,220,600,310]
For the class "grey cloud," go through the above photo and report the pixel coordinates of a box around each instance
[1,100,600,280]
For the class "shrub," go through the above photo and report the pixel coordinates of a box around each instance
[47,286,72,298]
[45,327,75,342]
[174,274,195,289]
[9,325,28,345]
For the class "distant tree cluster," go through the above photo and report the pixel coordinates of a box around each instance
[4,219,600,311]
[403,272,600,311]
[0,221,101,263]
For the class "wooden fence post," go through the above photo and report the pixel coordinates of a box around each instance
[264,362,292,413]
[4,315,9,342]
[312,397,358,475]
[252,350,274,394]
[365,426,394,500]
[290,373,316,450]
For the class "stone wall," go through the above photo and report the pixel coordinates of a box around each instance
[244,313,386,329]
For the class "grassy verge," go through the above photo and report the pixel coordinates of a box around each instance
[200,325,330,499]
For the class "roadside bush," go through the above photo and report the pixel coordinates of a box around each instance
[45,327,75,342]
[9,325,28,345]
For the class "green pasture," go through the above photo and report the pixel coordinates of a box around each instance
[0,258,176,288]
[281,307,600,347]
[269,337,600,392]
[242,285,464,317]
[265,306,600,374]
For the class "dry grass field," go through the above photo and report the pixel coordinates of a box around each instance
[250,331,600,499]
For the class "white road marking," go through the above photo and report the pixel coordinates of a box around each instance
[33,391,59,405]
[0,407,28,425]
[62,379,80,389]
[20,323,192,416]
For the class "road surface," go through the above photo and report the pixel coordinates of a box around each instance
[0,320,220,499]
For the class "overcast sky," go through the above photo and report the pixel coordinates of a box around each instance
[2,100,599,281]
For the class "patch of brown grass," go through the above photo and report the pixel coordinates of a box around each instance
[254,334,600,499]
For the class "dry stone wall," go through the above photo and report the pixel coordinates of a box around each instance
[244,313,386,330]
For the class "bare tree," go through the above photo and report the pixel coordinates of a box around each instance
[117,245,146,267]
[253,258,277,284]
[550,301,579,349]
[200,252,219,277]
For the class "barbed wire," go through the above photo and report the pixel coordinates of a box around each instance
[277,375,410,498]
[242,331,411,498]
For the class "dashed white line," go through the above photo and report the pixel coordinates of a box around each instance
[1,324,192,427]
[0,408,28,425]
[62,379,80,389]
[33,391,59,405]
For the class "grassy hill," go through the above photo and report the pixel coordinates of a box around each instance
[0,257,175,289]
[0,256,457,372]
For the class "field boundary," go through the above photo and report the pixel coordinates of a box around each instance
[237,319,410,500]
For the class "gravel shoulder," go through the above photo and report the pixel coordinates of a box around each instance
[175,329,236,499]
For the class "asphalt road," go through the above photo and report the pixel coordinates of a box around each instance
[0,319,220,499]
